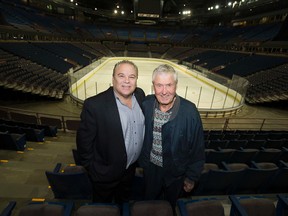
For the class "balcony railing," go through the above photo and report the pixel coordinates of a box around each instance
[0,105,287,132]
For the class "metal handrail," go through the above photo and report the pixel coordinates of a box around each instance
[0,105,287,132]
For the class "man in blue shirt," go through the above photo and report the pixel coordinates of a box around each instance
[77,60,145,204]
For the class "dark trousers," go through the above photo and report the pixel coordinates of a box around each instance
[144,162,184,210]
[91,163,136,204]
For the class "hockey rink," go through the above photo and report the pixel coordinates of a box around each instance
[70,57,243,110]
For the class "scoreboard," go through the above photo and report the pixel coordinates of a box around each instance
[134,0,163,19]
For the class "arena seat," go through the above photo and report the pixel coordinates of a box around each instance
[205,149,234,165]
[238,133,255,140]
[177,198,225,216]
[260,160,288,193]
[229,195,276,216]
[222,132,239,140]
[75,203,121,216]
[0,200,73,216]
[252,147,282,163]
[276,194,288,216]
[228,148,258,164]
[265,139,284,149]
[19,201,73,216]
[192,168,244,196]
[230,162,279,194]
[0,131,26,151]
[225,140,248,149]
[124,200,173,216]
[246,139,266,149]
[207,140,228,150]
[0,201,16,216]
[45,163,93,200]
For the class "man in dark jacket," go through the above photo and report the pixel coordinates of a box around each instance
[76,60,145,204]
[139,64,205,211]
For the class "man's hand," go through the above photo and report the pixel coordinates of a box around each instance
[183,178,195,192]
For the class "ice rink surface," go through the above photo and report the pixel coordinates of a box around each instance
[71,57,241,110]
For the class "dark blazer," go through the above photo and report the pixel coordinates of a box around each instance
[139,95,205,186]
[76,87,145,182]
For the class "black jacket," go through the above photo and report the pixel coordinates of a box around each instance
[139,95,205,185]
[76,87,145,182]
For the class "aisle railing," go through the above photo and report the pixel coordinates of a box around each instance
[0,106,287,132]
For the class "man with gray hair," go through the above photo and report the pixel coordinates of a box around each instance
[139,64,205,212]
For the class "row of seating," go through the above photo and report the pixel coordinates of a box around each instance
[193,160,288,196]
[0,124,45,142]
[206,139,288,150]
[205,147,288,164]
[0,118,58,151]
[179,194,288,216]
[0,200,174,216]
[0,119,57,137]
[204,130,288,141]
[0,49,69,99]
[45,159,288,203]
[245,63,288,104]
[0,109,79,133]
[45,161,143,201]
[1,195,288,216]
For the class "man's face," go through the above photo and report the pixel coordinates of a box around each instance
[112,63,137,99]
[153,73,177,107]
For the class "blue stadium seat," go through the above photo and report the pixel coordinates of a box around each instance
[276,194,288,216]
[0,201,16,216]
[75,203,121,216]
[0,131,26,151]
[229,195,276,216]
[177,198,225,216]
[45,163,93,200]
[0,201,73,216]
[123,200,173,216]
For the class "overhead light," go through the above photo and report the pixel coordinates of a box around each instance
[182,10,191,15]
